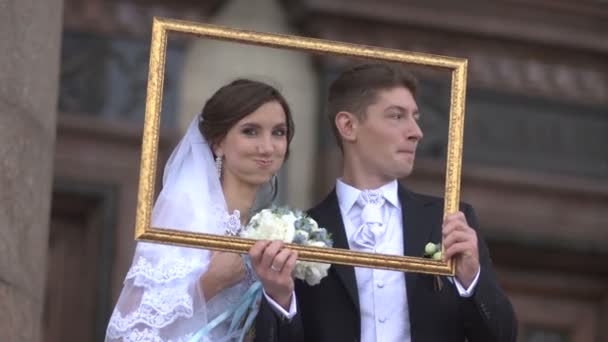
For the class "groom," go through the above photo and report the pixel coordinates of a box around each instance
[251,63,517,341]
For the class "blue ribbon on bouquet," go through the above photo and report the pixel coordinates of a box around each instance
[189,261,263,342]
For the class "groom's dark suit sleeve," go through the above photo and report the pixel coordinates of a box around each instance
[458,204,518,341]
[253,295,303,342]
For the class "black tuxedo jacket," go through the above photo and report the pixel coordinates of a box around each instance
[255,186,517,342]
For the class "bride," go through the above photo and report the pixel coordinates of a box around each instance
[105,79,299,341]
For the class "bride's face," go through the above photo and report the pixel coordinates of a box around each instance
[217,100,288,186]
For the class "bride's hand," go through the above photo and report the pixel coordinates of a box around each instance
[200,252,246,299]
[249,240,298,310]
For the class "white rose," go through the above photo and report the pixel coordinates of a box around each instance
[306,262,331,286]
[294,261,313,282]
[281,215,296,242]
[294,261,331,286]
[307,240,326,248]
[264,215,288,241]
[242,209,299,242]
[243,210,278,239]
[282,213,297,227]
[241,224,257,239]
[293,261,307,281]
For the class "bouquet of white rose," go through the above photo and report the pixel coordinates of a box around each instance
[190,207,333,342]
[240,206,333,285]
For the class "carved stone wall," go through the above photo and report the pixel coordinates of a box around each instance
[281,0,608,190]
[63,0,226,37]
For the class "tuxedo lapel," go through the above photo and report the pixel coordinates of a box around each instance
[399,186,435,296]
[311,190,360,314]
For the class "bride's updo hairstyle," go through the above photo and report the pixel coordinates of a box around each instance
[198,79,295,160]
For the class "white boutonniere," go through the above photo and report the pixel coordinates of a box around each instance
[424,242,444,292]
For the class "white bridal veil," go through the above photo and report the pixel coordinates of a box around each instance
[106,116,249,342]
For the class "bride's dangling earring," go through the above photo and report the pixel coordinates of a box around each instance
[215,155,223,178]
[270,174,277,194]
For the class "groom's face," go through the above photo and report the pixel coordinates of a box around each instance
[354,86,423,179]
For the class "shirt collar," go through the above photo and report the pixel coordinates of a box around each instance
[336,178,400,212]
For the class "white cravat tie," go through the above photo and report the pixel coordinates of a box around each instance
[352,190,386,250]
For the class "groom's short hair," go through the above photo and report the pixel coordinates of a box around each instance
[327,63,418,150]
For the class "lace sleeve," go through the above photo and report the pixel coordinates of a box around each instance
[105,196,252,341]
[105,242,211,342]
[106,244,254,342]
[105,116,255,341]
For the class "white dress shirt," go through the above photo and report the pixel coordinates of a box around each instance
[263,289,297,319]
[336,179,480,342]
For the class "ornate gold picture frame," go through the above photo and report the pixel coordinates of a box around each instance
[135,17,467,276]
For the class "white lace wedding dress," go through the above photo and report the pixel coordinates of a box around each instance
[105,208,256,342]
[105,115,261,342]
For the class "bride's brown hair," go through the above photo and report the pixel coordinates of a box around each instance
[199,79,295,160]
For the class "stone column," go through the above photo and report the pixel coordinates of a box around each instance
[0,0,63,341]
